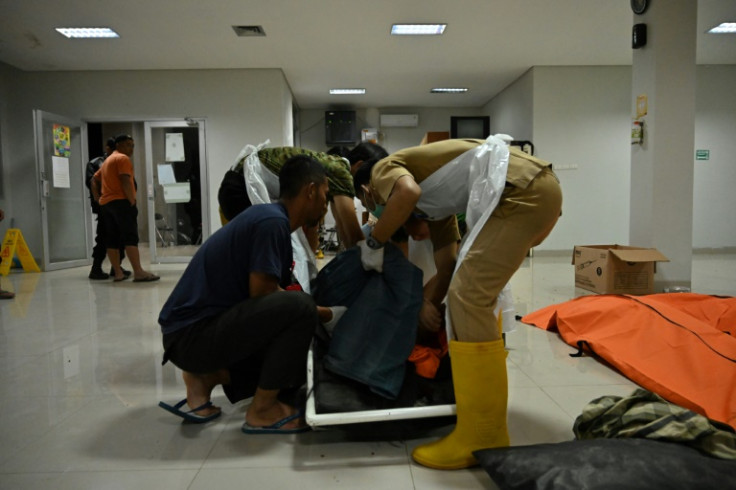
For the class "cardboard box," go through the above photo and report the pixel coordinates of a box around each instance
[572,244,669,295]
[420,131,450,145]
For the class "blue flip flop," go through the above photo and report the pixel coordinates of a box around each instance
[158,399,221,424]
[241,411,311,434]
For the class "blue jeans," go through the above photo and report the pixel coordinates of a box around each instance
[312,244,423,399]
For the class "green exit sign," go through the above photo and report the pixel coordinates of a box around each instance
[695,149,710,161]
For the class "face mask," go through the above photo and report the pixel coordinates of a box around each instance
[362,186,384,218]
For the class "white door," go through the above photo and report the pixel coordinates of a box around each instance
[33,110,91,271]
[144,119,209,263]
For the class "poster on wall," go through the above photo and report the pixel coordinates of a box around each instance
[53,124,71,157]
[165,133,185,162]
[52,156,71,188]
[157,163,176,185]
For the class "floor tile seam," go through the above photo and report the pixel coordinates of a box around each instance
[197,410,243,471]
[506,359,547,389]
[404,449,422,490]
[539,385,599,421]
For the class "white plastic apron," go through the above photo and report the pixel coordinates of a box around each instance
[239,140,318,293]
[415,134,515,338]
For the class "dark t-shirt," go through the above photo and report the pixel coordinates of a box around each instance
[86,155,105,213]
[159,202,293,335]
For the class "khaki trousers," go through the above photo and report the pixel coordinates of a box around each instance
[447,168,562,342]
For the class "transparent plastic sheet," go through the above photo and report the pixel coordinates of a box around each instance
[241,140,275,205]
[414,134,513,339]
[292,228,318,294]
[240,139,317,292]
[232,138,269,170]
[457,135,514,335]
[463,134,512,232]
[407,238,436,286]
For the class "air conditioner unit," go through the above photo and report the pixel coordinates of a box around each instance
[379,114,419,127]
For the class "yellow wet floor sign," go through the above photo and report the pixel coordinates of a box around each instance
[0,228,41,275]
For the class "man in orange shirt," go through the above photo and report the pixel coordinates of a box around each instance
[92,134,159,282]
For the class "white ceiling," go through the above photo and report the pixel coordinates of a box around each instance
[1,0,735,109]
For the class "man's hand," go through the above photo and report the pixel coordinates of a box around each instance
[418,299,442,332]
[91,178,102,203]
[358,240,384,272]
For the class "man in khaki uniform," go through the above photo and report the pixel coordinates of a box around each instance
[353,137,562,470]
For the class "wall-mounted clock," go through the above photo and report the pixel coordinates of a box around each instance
[631,0,650,15]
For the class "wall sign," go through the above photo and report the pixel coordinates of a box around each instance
[695,150,710,161]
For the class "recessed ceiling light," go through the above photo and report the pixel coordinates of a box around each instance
[329,88,366,95]
[55,27,120,39]
[708,22,736,34]
[391,24,446,35]
[431,88,468,93]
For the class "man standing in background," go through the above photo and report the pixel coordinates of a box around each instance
[92,134,159,282]
[86,137,129,280]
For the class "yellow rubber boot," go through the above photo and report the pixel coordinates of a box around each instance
[412,339,509,470]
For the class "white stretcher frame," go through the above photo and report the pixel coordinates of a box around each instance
[305,343,457,427]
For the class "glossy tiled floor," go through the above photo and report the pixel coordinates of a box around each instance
[0,250,734,489]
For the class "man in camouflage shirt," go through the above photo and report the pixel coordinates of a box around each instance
[219,144,387,250]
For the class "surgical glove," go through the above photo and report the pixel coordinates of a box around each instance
[358,240,385,273]
[322,306,348,336]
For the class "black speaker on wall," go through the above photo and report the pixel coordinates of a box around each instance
[325,110,358,145]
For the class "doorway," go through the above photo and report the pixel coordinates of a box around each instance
[144,119,209,263]
[33,110,89,271]
[86,119,210,265]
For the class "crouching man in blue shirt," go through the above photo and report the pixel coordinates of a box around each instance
[159,155,332,434]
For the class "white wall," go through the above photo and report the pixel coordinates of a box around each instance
[485,66,632,252]
[485,64,736,252]
[693,65,736,249]
[0,63,10,209]
[523,66,632,252]
[0,64,292,255]
[483,68,535,141]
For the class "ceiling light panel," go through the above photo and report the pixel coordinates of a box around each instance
[708,22,736,34]
[431,87,468,93]
[55,27,119,38]
[391,24,446,35]
[329,88,366,95]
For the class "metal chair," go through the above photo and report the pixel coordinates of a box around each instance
[154,213,177,247]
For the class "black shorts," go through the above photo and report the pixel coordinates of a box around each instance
[162,291,317,404]
[101,199,139,248]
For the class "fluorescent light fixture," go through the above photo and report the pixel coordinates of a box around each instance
[55,27,119,38]
[391,24,446,35]
[708,22,736,34]
[431,87,468,93]
[329,88,366,95]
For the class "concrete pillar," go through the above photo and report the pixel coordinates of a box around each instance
[630,0,697,291]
